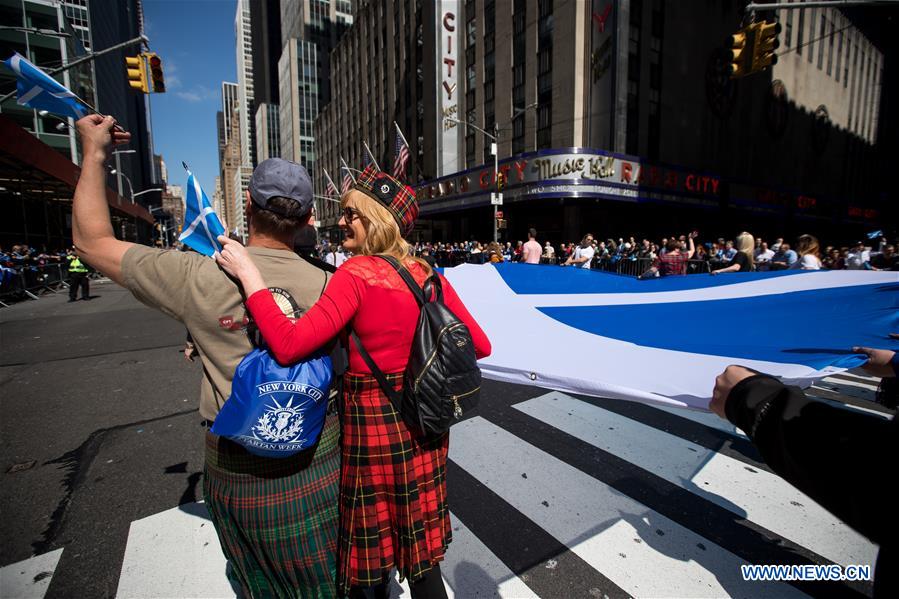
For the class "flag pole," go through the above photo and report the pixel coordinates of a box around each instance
[340,157,356,183]
[393,121,414,179]
[394,121,410,149]
[323,168,338,195]
[362,141,381,171]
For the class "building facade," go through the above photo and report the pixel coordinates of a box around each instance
[255,101,280,163]
[220,109,243,235]
[0,0,155,247]
[314,0,430,238]
[278,0,354,227]
[235,0,255,168]
[413,0,890,244]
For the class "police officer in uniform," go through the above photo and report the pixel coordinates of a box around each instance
[66,247,90,301]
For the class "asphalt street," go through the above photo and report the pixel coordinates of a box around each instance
[1,282,205,598]
[0,281,889,599]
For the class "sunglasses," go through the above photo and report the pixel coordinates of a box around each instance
[342,206,363,223]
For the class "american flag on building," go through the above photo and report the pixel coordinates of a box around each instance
[325,175,338,197]
[340,158,354,194]
[393,122,410,180]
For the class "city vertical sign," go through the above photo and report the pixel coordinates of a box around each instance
[437,0,460,177]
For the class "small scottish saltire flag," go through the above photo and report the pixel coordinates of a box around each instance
[3,53,89,120]
[867,230,883,240]
[178,166,225,257]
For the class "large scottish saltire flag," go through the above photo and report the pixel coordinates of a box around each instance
[3,53,90,120]
[441,264,899,410]
[178,167,225,257]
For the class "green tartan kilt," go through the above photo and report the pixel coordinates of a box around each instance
[203,413,341,599]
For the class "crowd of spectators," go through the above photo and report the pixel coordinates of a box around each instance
[1,244,84,296]
[388,232,898,274]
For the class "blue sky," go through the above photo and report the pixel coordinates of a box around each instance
[143,0,236,196]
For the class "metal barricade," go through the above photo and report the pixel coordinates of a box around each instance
[686,260,711,274]
[615,258,653,277]
[21,263,69,295]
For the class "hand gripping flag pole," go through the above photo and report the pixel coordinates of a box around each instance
[178,162,226,257]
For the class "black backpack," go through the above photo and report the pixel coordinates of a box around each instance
[351,255,481,436]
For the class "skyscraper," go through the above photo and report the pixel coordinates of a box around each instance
[235,0,255,168]
[278,0,354,220]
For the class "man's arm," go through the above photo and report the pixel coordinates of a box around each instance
[711,366,897,547]
[72,115,134,286]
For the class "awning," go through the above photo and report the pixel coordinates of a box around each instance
[0,114,153,224]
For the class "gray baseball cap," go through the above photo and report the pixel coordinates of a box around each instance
[249,158,314,216]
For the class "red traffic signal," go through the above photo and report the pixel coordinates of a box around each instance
[144,52,165,93]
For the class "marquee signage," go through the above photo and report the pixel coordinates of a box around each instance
[417,148,880,221]
[436,0,460,177]
[420,150,723,204]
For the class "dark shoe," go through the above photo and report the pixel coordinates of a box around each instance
[68,298,77,303]
[82,297,91,301]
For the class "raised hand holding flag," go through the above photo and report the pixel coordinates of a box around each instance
[178,162,226,257]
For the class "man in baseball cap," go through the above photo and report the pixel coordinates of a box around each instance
[249,157,315,217]
[69,116,341,596]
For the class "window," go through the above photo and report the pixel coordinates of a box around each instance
[536,103,551,148]
[827,18,834,75]
[817,15,826,69]
[808,8,816,63]
[797,9,805,55]
[785,3,793,47]
[836,26,843,81]
[843,36,850,88]
[512,114,525,154]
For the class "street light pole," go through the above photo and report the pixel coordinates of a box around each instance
[109,169,134,203]
[443,115,500,242]
[493,123,499,244]
[444,103,538,244]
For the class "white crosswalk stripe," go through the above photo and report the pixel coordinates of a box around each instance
[6,386,883,598]
[450,416,812,598]
[514,392,876,569]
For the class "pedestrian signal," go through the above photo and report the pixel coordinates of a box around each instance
[125,55,148,93]
[145,53,165,93]
[753,20,782,72]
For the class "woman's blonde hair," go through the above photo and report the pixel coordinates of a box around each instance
[796,234,820,257]
[342,190,432,275]
[735,232,755,270]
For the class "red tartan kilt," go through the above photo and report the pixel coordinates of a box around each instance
[338,372,451,591]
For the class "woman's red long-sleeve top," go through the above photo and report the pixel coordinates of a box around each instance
[245,256,491,372]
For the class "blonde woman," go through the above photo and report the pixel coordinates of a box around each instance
[215,166,491,599]
[486,240,503,263]
[791,234,823,270]
[712,232,755,274]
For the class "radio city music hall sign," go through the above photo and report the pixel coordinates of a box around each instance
[422,151,723,200]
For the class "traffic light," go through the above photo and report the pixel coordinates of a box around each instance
[145,52,165,93]
[726,25,753,79]
[125,55,148,93]
[752,20,782,72]
[496,171,505,192]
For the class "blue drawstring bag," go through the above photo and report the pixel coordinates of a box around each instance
[211,348,332,458]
